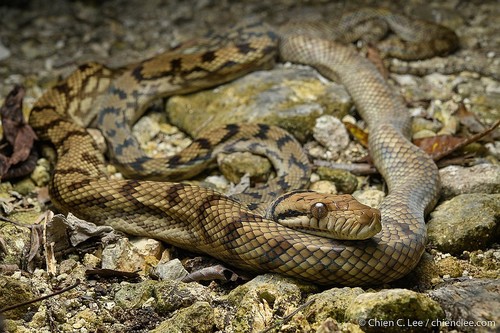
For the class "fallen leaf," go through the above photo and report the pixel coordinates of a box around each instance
[0,85,38,179]
[63,213,118,246]
[344,121,369,147]
[182,264,246,283]
[456,102,487,134]
[414,120,500,161]
[366,44,389,79]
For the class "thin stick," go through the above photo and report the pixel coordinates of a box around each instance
[0,279,80,313]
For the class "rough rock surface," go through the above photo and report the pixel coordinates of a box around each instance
[427,194,500,255]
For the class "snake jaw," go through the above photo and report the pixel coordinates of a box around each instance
[271,191,382,240]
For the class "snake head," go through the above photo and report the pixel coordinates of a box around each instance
[267,190,381,240]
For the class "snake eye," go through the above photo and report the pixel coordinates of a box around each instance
[311,202,328,220]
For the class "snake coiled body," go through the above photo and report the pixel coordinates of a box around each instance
[29,8,451,285]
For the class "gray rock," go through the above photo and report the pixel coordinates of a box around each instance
[309,180,338,194]
[411,117,441,135]
[485,141,500,160]
[345,289,444,333]
[304,287,364,324]
[422,73,457,100]
[222,274,317,332]
[151,301,215,333]
[352,189,385,209]
[132,112,162,147]
[413,129,438,139]
[428,279,500,333]
[30,158,51,187]
[153,280,211,315]
[154,258,189,281]
[313,115,350,153]
[315,167,358,194]
[439,164,500,199]
[102,238,163,273]
[114,279,211,315]
[0,40,11,61]
[427,194,500,255]
[0,276,35,320]
[167,67,352,142]
[217,151,272,185]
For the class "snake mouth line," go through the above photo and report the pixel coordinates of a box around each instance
[278,210,382,240]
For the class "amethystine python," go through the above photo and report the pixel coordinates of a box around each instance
[29,8,454,285]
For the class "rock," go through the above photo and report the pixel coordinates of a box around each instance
[30,158,51,187]
[217,152,272,184]
[114,280,157,310]
[131,110,193,159]
[411,117,441,135]
[167,67,352,142]
[202,175,229,192]
[315,167,358,194]
[413,129,437,139]
[315,318,364,333]
[59,308,102,332]
[102,238,163,273]
[313,115,350,153]
[428,279,500,333]
[0,275,35,320]
[114,279,211,315]
[58,258,80,275]
[433,100,460,136]
[439,164,500,199]
[0,202,32,265]
[82,253,101,268]
[468,248,500,279]
[422,73,456,100]
[436,256,465,279]
[153,280,211,315]
[153,258,189,281]
[12,178,36,196]
[427,194,500,255]
[309,180,337,194]
[345,289,444,333]
[396,252,441,290]
[304,287,364,325]
[0,40,11,61]
[132,111,162,148]
[222,274,317,332]
[20,39,52,60]
[352,189,385,209]
[485,141,500,160]
[151,302,215,333]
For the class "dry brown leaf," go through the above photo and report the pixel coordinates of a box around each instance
[0,85,38,179]
[366,44,389,79]
[344,121,369,147]
[414,119,500,161]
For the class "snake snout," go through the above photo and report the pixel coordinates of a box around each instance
[353,207,382,240]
